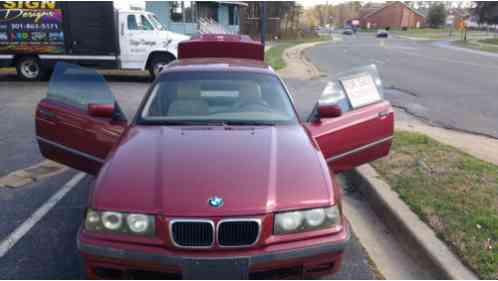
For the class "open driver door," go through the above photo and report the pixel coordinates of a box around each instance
[35,63,127,175]
[306,65,394,173]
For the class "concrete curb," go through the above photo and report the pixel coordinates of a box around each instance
[277,40,332,80]
[344,164,479,280]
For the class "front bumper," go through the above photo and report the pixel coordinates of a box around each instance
[78,221,351,279]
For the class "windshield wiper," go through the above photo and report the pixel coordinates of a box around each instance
[151,120,276,126]
[224,121,276,126]
[161,120,228,126]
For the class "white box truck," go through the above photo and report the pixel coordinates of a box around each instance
[0,1,189,80]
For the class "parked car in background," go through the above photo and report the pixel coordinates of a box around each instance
[342,28,354,35]
[0,1,188,80]
[34,34,394,279]
[376,29,389,38]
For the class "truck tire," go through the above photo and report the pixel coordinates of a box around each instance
[148,54,174,80]
[16,56,44,81]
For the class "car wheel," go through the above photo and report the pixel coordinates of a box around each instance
[16,56,44,81]
[149,54,174,80]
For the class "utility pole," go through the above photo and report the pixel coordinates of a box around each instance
[260,2,267,46]
[325,0,329,27]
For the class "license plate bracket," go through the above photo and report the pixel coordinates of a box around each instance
[182,258,250,279]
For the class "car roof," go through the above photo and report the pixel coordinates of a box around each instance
[160,58,276,76]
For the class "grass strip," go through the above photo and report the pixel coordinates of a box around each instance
[479,38,498,45]
[372,131,497,279]
[264,37,329,70]
[452,40,498,54]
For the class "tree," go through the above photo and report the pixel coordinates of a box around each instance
[303,4,335,28]
[427,4,447,28]
[474,2,498,25]
[332,2,361,26]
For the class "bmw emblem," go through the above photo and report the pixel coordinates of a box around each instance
[208,196,224,208]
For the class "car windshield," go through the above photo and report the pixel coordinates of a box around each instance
[139,71,298,125]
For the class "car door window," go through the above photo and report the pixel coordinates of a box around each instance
[127,15,139,30]
[47,62,115,111]
[311,64,385,120]
[317,81,351,114]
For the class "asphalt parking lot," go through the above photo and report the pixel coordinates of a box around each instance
[0,71,378,279]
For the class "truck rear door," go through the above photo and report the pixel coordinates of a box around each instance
[61,2,118,55]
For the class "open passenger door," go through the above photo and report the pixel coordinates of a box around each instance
[306,65,394,173]
[35,63,127,175]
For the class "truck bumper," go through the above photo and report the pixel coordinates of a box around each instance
[78,221,351,279]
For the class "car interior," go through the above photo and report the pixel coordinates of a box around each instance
[146,78,293,119]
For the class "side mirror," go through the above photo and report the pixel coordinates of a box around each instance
[88,103,114,118]
[318,104,342,119]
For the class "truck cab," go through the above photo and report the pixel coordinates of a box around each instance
[117,10,190,77]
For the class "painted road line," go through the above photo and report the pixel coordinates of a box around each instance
[0,160,68,188]
[0,172,86,258]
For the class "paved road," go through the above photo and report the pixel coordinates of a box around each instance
[0,73,377,279]
[306,33,498,138]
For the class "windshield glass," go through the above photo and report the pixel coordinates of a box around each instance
[149,14,165,30]
[139,71,298,125]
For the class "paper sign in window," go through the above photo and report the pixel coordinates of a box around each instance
[340,74,382,109]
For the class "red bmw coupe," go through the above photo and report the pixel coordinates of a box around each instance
[35,34,393,279]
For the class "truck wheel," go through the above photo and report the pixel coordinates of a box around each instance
[149,55,174,80]
[16,56,44,81]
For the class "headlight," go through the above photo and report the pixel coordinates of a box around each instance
[275,211,303,233]
[127,214,151,234]
[304,208,326,227]
[102,211,123,230]
[85,209,155,236]
[274,206,341,235]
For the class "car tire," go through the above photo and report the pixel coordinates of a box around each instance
[148,54,174,80]
[16,56,44,81]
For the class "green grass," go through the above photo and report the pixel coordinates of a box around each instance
[392,28,490,40]
[264,37,329,70]
[478,38,498,45]
[392,28,457,39]
[452,40,498,54]
[358,28,377,33]
[372,131,498,279]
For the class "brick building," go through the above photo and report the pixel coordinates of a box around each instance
[359,2,425,29]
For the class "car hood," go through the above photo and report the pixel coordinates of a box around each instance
[93,125,334,217]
